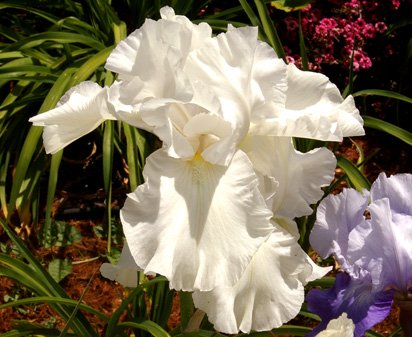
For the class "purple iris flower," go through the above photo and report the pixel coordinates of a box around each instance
[306,273,393,337]
[307,172,412,336]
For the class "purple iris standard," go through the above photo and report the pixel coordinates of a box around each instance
[307,172,412,337]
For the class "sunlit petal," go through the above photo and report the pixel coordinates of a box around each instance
[106,80,153,131]
[370,172,412,214]
[310,188,369,273]
[121,149,273,291]
[29,81,116,154]
[349,198,412,293]
[250,64,364,140]
[100,243,141,288]
[193,224,329,334]
[185,25,287,146]
[242,136,336,218]
[105,7,211,83]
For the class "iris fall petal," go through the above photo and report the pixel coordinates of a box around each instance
[193,224,330,334]
[121,149,273,291]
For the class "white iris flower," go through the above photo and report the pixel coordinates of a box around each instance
[29,6,365,333]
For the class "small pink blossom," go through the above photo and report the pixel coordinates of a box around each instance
[375,22,387,33]
[363,23,376,38]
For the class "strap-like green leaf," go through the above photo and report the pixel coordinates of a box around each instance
[363,115,412,146]
[353,89,412,104]
[253,0,286,60]
[336,154,371,191]
[3,32,105,52]
[0,296,109,321]
[116,321,170,337]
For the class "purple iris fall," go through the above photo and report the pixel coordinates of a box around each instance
[307,172,412,337]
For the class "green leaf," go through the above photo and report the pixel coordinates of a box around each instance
[3,32,105,52]
[0,2,60,24]
[7,67,75,221]
[0,323,61,337]
[352,89,412,104]
[298,12,308,70]
[44,150,64,241]
[336,154,371,191]
[48,258,73,283]
[271,0,311,12]
[0,296,109,321]
[180,291,195,331]
[116,321,170,337]
[238,0,263,28]
[68,46,114,86]
[40,220,82,248]
[105,276,168,337]
[102,120,114,254]
[0,219,98,337]
[254,0,286,60]
[363,116,412,146]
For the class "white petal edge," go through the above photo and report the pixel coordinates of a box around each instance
[29,81,116,154]
[100,242,141,288]
[250,64,364,140]
[370,172,412,215]
[192,224,328,334]
[242,136,337,218]
[315,313,355,337]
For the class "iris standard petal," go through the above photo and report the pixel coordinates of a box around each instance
[105,6,211,99]
[370,172,412,215]
[121,149,273,291]
[29,81,116,154]
[310,188,369,272]
[139,96,236,165]
[348,198,412,293]
[251,64,364,140]
[185,25,287,147]
[193,224,327,334]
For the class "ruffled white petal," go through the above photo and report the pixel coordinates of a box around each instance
[121,149,273,291]
[250,64,364,140]
[316,313,355,337]
[185,25,287,147]
[139,99,234,164]
[106,80,153,131]
[29,81,116,154]
[242,136,336,218]
[105,7,211,94]
[192,223,328,334]
[100,242,141,288]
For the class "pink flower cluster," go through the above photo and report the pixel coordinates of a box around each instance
[281,0,400,71]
